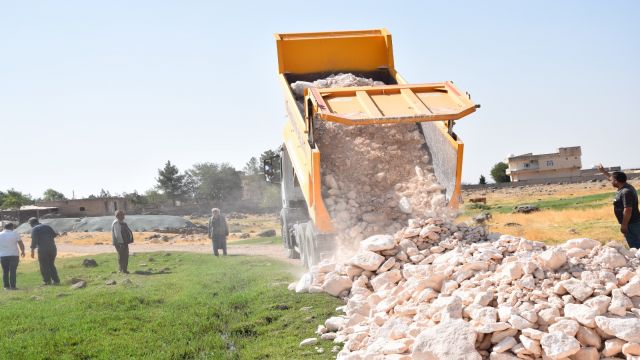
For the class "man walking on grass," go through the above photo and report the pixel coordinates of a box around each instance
[111,210,134,273]
[0,223,25,290]
[29,217,60,285]
[208,208,229,256]
[598,165,640,248]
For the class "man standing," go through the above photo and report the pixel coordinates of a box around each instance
[208,208,229,256]
[29,217,60,285]
[111,210,133,274]
[598,165,640,248]
[0,223,25,290]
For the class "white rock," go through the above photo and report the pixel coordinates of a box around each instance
[325,317,347,332]
[623,342,640,356]
[562,279,594,301]
[540,332,581,359]
[493,336,517,353]
[295,273,313,293]
[538,248,567,271]
[584,295,611,315]
[360,235,396,252]
[370,269,402,292]
[398,197,412,214]
[623,275,640,297]
[548,319,580,337]
[519,335,542,356]
[412,319,481,360]
[322,272,353,297]
[602,338,625,357]
[595,247,627,269]
[595,316,640,342]
[608,288,633,316]
[568,346,598,360]
[300,338,318,346]
[564,303,598,327]
[564,238,600,250]
[349,250,385,271]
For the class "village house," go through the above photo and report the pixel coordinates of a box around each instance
[37,197,129,217]
[506,146,582,182]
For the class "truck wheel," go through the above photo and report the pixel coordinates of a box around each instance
[287,248,300,259]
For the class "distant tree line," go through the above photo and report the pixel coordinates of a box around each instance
[0,148,283,213]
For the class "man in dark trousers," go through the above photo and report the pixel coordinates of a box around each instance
[29,217,60,285]
[208,208,229,256]
[598,165,640,248]
[111,210,133,273]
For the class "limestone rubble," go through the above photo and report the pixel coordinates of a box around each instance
[292,218,640,359]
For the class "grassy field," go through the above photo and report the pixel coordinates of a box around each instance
[0,253,342,359]
[461,182,626,244]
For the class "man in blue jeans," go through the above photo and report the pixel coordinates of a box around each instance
[598,165,640,248]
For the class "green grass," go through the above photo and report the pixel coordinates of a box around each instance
[464,192,614,216]
[230,236,282,246]
[0,253,342,359]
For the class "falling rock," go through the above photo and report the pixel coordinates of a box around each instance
[398,197,412,214]
[540,332,581,359]
[412,319,481,360]
[349,250,385,271]
[325,317,348,332]
[595,316,640,343]
[370,269,402,292]
[321,272,353,297]
[360,235,395,252]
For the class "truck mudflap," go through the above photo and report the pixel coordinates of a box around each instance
[308,82,478,126]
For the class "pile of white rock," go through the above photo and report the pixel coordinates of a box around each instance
[291,217,640,360]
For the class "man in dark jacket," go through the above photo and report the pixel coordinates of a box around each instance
[208,208,229,256]
[111,210,134,273]
[598,165,640,248]
[29,217,60,285]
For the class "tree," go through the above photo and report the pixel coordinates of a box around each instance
[1,189,33,209]
[186,162,243,203]
[156,161,186,205]
[42,188,67,201]
[490,162,510,183]
[98,189,111,198]
[243,157,260,176]
[144,189,168,205]
[478,175,487,185]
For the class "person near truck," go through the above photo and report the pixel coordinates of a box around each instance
[0,223,25,290]
[598,165,640,248]
[208,208,229,256]
[111,210,134,274]
[28,217,60,285]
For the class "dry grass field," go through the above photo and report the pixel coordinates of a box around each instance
[461,179,640,245]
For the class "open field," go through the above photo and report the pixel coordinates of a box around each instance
[0,252,341,359]
[189,214,280,240]
[461,180,640,244]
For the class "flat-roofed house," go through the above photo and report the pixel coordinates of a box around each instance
[506,146,582,182]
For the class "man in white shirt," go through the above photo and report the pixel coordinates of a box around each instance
[111,210,133,274]
[0,223,25,290]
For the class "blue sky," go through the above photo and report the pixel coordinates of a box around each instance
[1,1,638,198]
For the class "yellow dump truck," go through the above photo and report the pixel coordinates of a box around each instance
[266,29,479,267]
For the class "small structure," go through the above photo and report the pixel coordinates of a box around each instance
[506,147,582,182]
[37,197,129,217]
[0,206,60,224]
